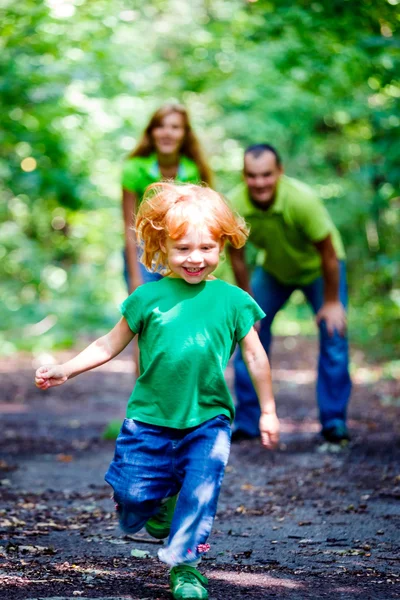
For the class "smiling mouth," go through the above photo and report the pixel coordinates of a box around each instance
[183,267,205,275]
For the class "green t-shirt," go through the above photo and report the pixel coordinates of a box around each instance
[122,153,201,203]
[120,277,265,429]
[229,176,345,286]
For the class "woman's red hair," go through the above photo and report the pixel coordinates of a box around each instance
[129,104,213,186]
[136,182,249,273]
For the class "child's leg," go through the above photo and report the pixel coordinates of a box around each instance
[158,415,231,566]
[105,419,179,534]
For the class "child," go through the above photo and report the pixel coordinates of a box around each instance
[122,103,212,292]
[35,182,280,600]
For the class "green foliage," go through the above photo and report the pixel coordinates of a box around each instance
[1,0,399,358]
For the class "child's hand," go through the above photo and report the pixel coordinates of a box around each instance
[259,412,280,450]
[35,365,68,390]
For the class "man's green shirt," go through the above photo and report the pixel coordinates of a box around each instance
[122,153,201,203]
[229,175,345,286]
[120,277,265,429]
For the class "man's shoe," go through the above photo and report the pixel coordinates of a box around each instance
[322,424,350,444]
[231,429,259,443]
[145,495,177,540]
[170,564,208,600]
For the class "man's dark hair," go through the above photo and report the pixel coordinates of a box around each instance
[244,144,282,166]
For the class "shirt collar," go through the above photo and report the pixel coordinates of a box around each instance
[246,175,285,215]
[148,153,186,180]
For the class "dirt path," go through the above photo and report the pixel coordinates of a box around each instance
[0,337,399,599]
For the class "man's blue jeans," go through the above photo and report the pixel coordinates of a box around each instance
[105,415,231,566]
[234,262,352,436]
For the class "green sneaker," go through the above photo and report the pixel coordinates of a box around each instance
[145,495,178,539]
[322,423,350,444]
[170,564,208,600]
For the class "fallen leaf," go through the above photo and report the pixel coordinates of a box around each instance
[131,548,151,558]
[233,550,253,559]
[56,454,73,463]
[0,460,16,472]
[36,521,67,530]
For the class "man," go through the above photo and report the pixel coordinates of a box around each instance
[229,144,351,444]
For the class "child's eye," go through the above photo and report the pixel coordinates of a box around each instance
[177,247,188,251]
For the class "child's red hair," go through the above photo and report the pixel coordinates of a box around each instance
[136,182,249,273]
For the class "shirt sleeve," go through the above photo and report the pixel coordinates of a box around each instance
[292,193,335,243]
[120,288,144,334]
[121,159,141,193]
[234,290,266,342]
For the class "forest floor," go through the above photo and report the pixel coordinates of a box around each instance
[0,336,399,600]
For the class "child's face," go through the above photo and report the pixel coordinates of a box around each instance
[164,226,221,284]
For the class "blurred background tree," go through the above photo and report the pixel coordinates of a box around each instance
[1,0,399,359]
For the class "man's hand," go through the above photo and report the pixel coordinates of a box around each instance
[316,301,346,336]
[35,365,68,390]
[259,412,280,450]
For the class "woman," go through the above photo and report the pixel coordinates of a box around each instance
[122,103,212,292]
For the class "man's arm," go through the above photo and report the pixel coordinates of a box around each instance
[240,327,279,449]
[314,235,346,336]
[228,246,252,295]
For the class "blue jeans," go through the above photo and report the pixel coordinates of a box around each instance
[234,262,352,436]
[105,415,231,566]
[123,250,162,289]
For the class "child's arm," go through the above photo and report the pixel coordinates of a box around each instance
[239,327,280,449]
[35,318,135,390]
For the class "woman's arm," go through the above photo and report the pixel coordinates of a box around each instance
[240,327,280,449]
[122,188,142,292]
[35,318,135,390]
[228,246,252,295]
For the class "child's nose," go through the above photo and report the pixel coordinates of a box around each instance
[188,250,203,263]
